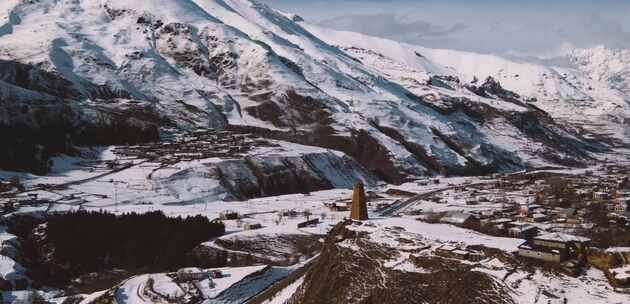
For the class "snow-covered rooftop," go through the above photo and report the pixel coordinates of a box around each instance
[535,232,590,243]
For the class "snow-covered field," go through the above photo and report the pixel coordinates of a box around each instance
[0,137,374,214]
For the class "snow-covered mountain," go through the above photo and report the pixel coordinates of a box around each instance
[304,24,630,143]
[0,0,611,183]
[569,47,630,99]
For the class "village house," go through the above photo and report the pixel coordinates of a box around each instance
[532,207,547,214]
[435,244,469,260]
[244,222,263,230]
[434,244,485,262]
[527,213,549,223]
[593,191,611,203]
[440,211,480,229]
[554,217,567,224]
[518,232,590,263]
[219,211,239,220]
[603,247,630,285]
[176,267,210,282]
[478,210,496,219]
[280,209,299,217]
[613,177,630,213]
[467,250,485,262]
[325,202,349,212]
[614,195,630,213]
[610,265,630,285]
[566,217,584,225]
[297,218,319,228]
[605,247,630,263]
[435,244,463,259]
[507,223,539,239]
[485,218,513,234]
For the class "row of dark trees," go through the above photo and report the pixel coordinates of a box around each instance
[44,210,225,280]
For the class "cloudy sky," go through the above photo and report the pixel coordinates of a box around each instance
[261,0,630,58]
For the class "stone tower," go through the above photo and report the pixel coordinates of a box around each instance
[351,182,368,220]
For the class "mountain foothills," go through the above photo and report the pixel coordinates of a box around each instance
[1,0,625,184]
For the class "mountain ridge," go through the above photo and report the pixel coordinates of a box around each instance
[303,23,630,144]
[0,0,613,182]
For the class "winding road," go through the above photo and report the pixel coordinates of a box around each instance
[379,181,495,216]
[115,275,149,304]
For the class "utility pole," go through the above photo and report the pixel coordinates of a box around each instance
[114,179,118,213]
[114,155,119,213]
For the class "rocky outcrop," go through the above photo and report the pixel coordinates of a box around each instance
[191,233,322,267]
[465,76,522,104]
[156,150,377,202]
[286,222,516,304]
[226,125,412,184]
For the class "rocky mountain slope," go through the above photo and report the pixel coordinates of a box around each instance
[277,220,629,304]
[0,0,611,184]
[288,221,516,304]
[303,25,630,145]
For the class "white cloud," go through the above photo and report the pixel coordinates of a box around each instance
[261,0,630,57]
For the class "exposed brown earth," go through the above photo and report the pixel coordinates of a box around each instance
[285,222,516,304]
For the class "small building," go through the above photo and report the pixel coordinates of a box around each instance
[479,210,495,219]
[440,211,480,229]
[435,244,483,261]
[518,232,590,263]
[435,244,467,259]
[518,243,564,263]
[614,196,630,213]
[280,209,299,217]
[593,191,611,203]
[529,213,549,223]
[566,218,583,224]
[491,218,514,226]
[416,179,429,186]
[532,207,546,214]
[219,211,239,220]
[326,202,349,212]
[297,218,320,228]
[508,224,539,239]
[611,265,630,285]
[451,249,470,260]
[244,223,263,230]
[177,268,209,282]
[467,250,485,262]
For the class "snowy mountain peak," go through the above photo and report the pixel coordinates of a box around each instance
[0,0,615,181]
[569,46,630,95]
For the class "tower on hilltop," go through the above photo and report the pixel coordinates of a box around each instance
[351,182,368,221]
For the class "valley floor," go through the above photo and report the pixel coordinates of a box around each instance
[2,147,630,303]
